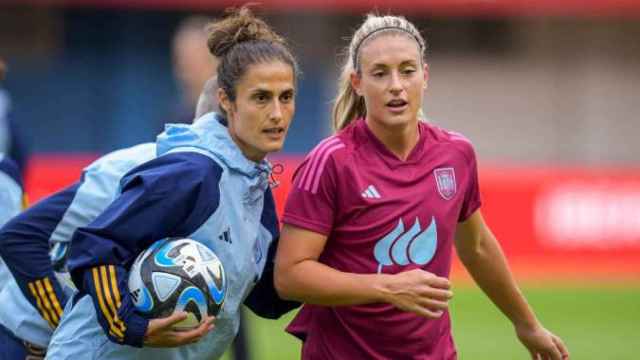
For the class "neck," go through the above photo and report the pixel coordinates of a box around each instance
[237,140,266,164]
[365,116,420,161]
[228,128,265,164]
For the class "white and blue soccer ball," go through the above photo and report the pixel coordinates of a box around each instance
[128,238,226,330]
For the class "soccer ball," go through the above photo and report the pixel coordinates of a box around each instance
[128,238,226,330]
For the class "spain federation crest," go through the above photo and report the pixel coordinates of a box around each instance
[434,167,456,200]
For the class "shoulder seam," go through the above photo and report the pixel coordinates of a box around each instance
[448,139,473,165]
[297,136,345,194]
[430,129,474,165]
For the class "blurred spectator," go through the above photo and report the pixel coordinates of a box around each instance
[168,16,218,126]
[0,57,30,174]
[195,77,219,119]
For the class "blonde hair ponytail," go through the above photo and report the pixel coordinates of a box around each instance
[332,57,366,131]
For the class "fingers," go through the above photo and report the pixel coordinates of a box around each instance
[529,335,566,360]
[414,275,453,301]
[418,297,449,312]
[147,312,189,334]
[552,335,569,359]
[389,270,454,318]
[169,316,216,345]
[426,274,451,290]
[395,297,446,319]
[399,290,451,318]
[162,311,190,328]
[408,304,444,319]
[202,315,216,331]
[422,287,453,302]
[548,345,563,360]
[404,269,451,289]
[145,313,216,348]
[541,333,565,360]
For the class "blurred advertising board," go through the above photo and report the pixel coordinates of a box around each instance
[25,154,640,282]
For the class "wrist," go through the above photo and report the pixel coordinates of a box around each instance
[371,274,394,303]
[513,316,541,333]
[124,312,150,348]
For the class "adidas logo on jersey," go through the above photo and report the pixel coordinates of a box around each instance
[361,185,381,199]
[218,228,231,244]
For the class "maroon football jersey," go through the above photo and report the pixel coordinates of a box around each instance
[283,118,481,359]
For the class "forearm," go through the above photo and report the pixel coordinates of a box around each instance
[244,241,301,319]
[459,233,538,329]
[70,226,151,346]
[0,230,68,328]
[0,225,61,286]
[0,235,68,321]
[276,259,389,306]
[82,264,149,347]
[244,268,301,319]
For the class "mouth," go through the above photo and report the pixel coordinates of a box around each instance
[262,127,286,139]
[386,99,409,113]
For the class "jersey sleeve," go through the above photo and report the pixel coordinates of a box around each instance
[0,182,79,330]
[281,139,343,235]
[456,138,482,222]
[244,188,300,319]
[67,152,223,347]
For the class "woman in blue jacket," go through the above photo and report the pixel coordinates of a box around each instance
[44,7,299,360]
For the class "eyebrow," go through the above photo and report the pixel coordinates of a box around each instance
[369,60,419,69]
[249,86,295,95]
[250,88,271,94]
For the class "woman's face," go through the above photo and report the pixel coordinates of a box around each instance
[351,33,428,130]
[219,61,295,162]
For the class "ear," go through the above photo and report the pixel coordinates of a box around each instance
[422,63,430,90]
[350,72,363,97]
[217,88,233,116]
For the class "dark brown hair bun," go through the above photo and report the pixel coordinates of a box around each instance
[207,6,285,58]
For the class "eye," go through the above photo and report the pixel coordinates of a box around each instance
[372,71,385,78]
[280,91,294,103]
[402,68,416,75]
[253,93,269,103]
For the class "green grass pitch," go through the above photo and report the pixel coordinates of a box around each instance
[221,285,640,359]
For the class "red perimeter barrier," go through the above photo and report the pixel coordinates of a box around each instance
[25,154,640,283]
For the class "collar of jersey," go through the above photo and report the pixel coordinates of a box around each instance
[357,118,428,167]
[156,112,272,178]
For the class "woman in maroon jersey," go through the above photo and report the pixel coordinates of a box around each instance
[274,14,569,360]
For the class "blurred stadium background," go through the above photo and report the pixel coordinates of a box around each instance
[1,0,639,359]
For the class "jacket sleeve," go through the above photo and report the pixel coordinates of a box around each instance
[67,152,223,347]
[0,182,80,329]
[0,155,24,224]
[243,188,300,319]
[243,238,301,319]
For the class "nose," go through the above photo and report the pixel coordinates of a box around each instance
[389,71,403,94]
[270,100,283,123]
